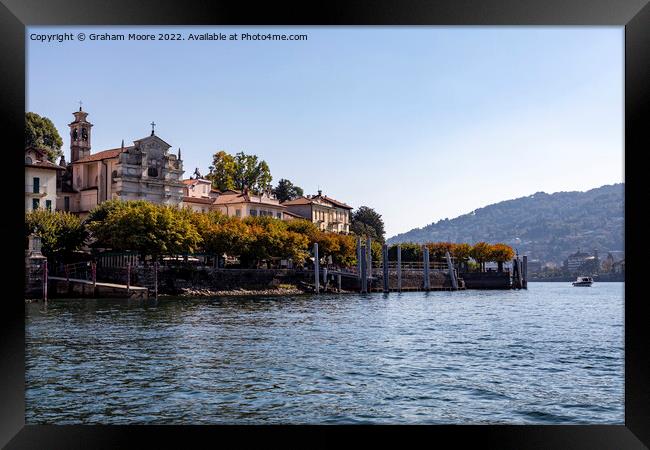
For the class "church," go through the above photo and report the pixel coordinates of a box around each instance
[57,107,185,216]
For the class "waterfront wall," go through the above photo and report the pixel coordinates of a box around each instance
[461,272,511,290]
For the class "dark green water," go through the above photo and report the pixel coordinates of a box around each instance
[25,282,624,424]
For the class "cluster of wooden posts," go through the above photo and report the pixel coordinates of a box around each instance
[312,237,462,294]
[312,238,528,293]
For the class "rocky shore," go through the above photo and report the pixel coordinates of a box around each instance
[172,286,309,297]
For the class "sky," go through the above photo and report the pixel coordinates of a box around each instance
[27,26,624,237]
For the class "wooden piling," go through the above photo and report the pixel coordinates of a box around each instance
[423,246,430,290]
[314,243,320,294]
[360,246,368,293]
[366,237,372,285]
[126,262,131,295]
[382,244,389,293]
[323,266,329,292]
[445,251,458,290]
[154,261,159,300]
[522,255,528,289]
[356,237,362,278]
[337,274,342,292]
[397,245,402,292]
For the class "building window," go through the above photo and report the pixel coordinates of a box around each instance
[25,156,32,164]
[250,210,257,217]
[64,196,70,212]
[277,212,282,219]
[112,170,118,180]
[32,177,40,193]
[32,199,39,210]
[148,167,158,177]
[235,209,241,217]
[45,200,52,211]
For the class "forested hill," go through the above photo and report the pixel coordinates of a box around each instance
[387,183,624,264]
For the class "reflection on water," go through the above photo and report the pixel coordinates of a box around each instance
[26,282,624,424]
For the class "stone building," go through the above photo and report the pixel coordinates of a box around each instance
[57,107,184,216]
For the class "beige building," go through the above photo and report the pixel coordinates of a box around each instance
[25,147,65,212]
[214,189,288,219]
[57,107,184,216]
[282,191,352,233]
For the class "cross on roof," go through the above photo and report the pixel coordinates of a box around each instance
[150,121,156,135]
[78,100,83,111]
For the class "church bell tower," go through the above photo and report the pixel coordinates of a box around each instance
[69,103,93,162]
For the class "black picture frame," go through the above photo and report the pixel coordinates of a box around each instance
[2,0,648,447]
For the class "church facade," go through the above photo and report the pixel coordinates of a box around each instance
[57,107,185,215]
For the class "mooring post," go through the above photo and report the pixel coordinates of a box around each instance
[522,255,528,289]
[445,251,458,290]
[126,262,131,295]
[423,246,430,290]
[313,243,320,294]
[382,244,389,292]
[397,245,402,292]
[512,257,519,289]
[337,274,342,292]
[154,261,159,300]
[42,259,48,302]
[360,246,368,293]
[323,266,328,292]
[356,236,362,278]
[366,237,372,288]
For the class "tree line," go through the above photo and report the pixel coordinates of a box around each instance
[25,202,513,271]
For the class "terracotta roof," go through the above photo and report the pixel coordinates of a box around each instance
[282,194,352,209]
[213,193,250,205]
[281,196,313,206]
[214,193,285,208]
[323,195,352,210]
[283,210,304,218]
[73,147,131,163]
[25,161,66,171]
[182,179,198,185]
[182,196,214,205]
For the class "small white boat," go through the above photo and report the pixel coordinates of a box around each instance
[572,276,594,287]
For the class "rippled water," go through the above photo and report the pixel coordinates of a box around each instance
[25,282,624,424]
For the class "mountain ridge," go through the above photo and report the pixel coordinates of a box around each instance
[387,183,624,264]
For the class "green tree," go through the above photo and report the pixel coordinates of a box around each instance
[86,201,201,259]
[25,210,87,260]
[233,152,272,193]
[351,206,385,243]
[273,178,304,202]
[25,112,64,162]
[206,150,273,194]
[206,151,237,191]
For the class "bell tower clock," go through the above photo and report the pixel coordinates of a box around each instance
[69,102,93,162]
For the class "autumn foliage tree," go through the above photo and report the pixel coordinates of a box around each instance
[489,243,515,272]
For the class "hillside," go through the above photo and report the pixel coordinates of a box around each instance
[387,184,624,264]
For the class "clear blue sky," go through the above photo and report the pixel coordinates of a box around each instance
[27,26,623,237]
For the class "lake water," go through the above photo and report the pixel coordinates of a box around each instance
[25,282,624,424]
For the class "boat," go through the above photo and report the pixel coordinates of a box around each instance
[572,276,594,287]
